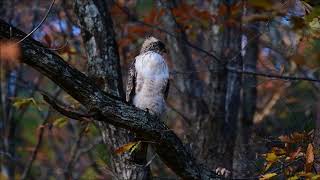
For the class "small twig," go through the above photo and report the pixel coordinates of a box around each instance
[21,122,47,180]
[0,151,13,160]
[48,40,68,51]
[16,0,55,44]
[167,103,191,127]
[42,93,93,121]
[144,154,157,167]
[73,137,103,164]
[21,88,62,180]
[64,123,88,179]
[227,67,320,83]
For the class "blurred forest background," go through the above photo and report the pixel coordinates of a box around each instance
[1,0,320,179]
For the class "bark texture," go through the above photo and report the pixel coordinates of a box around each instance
[233,11,258,177]
[314,102,320,173]
[0,19,222,180]
[73,1,149,179]
[208,0,242,171]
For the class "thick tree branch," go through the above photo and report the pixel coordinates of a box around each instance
[0,19,220,179]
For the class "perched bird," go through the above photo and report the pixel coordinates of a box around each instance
[125,37,169,170]
[126,36,170,117]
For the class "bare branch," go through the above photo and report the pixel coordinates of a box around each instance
[64,123,88,179]
[16,0,55,44]
[0,19,221,179]
[21,88,62,180]
[227,67,320,83]
[42,93,93,121]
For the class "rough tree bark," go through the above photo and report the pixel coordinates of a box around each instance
[315,101,320,173]
[73,1,149,179]
[208,0,242,172]
[0,19,222,179]
[233,6,258,177]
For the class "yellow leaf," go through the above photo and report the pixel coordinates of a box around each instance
[259,173,277,180]
[12,97,41,110]
[264,162,273,172]
[0,173,8,180]
[115,141,141,155]
[312,174,320,180]
[298,172,313,178]
[288,176,299,180]
[266,152,278,162]
[53,117,68,128]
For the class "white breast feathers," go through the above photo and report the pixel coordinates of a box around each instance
[133,51,169,117]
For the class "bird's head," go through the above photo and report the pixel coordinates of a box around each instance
[140,36,167,55]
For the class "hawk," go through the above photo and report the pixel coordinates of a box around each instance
[126,37,170,117]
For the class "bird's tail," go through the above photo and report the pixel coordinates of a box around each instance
[129,133,151,179]
[131,141,148,165]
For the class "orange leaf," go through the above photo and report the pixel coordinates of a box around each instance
[0,41,20,67]
[118,38,133,48]
[279,135,293,143]
[43,34,52,47]
[143,9,158,24]
[127,25,148,36]
[218,4,228,16]
[115,141,141,155]
[291,132,307,142]
[289,147,301,160]
[305,143,314,172]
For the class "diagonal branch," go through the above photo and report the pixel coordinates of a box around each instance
[42,93,93,121]
[0,19,221,179]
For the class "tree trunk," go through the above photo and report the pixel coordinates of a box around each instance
[73,1,148,179]
[158,0,214,170]
[314,101,320,173]
[208,0,242,172]
[233,6,258,176]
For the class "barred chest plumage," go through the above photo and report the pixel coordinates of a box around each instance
[133,51,169,116]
